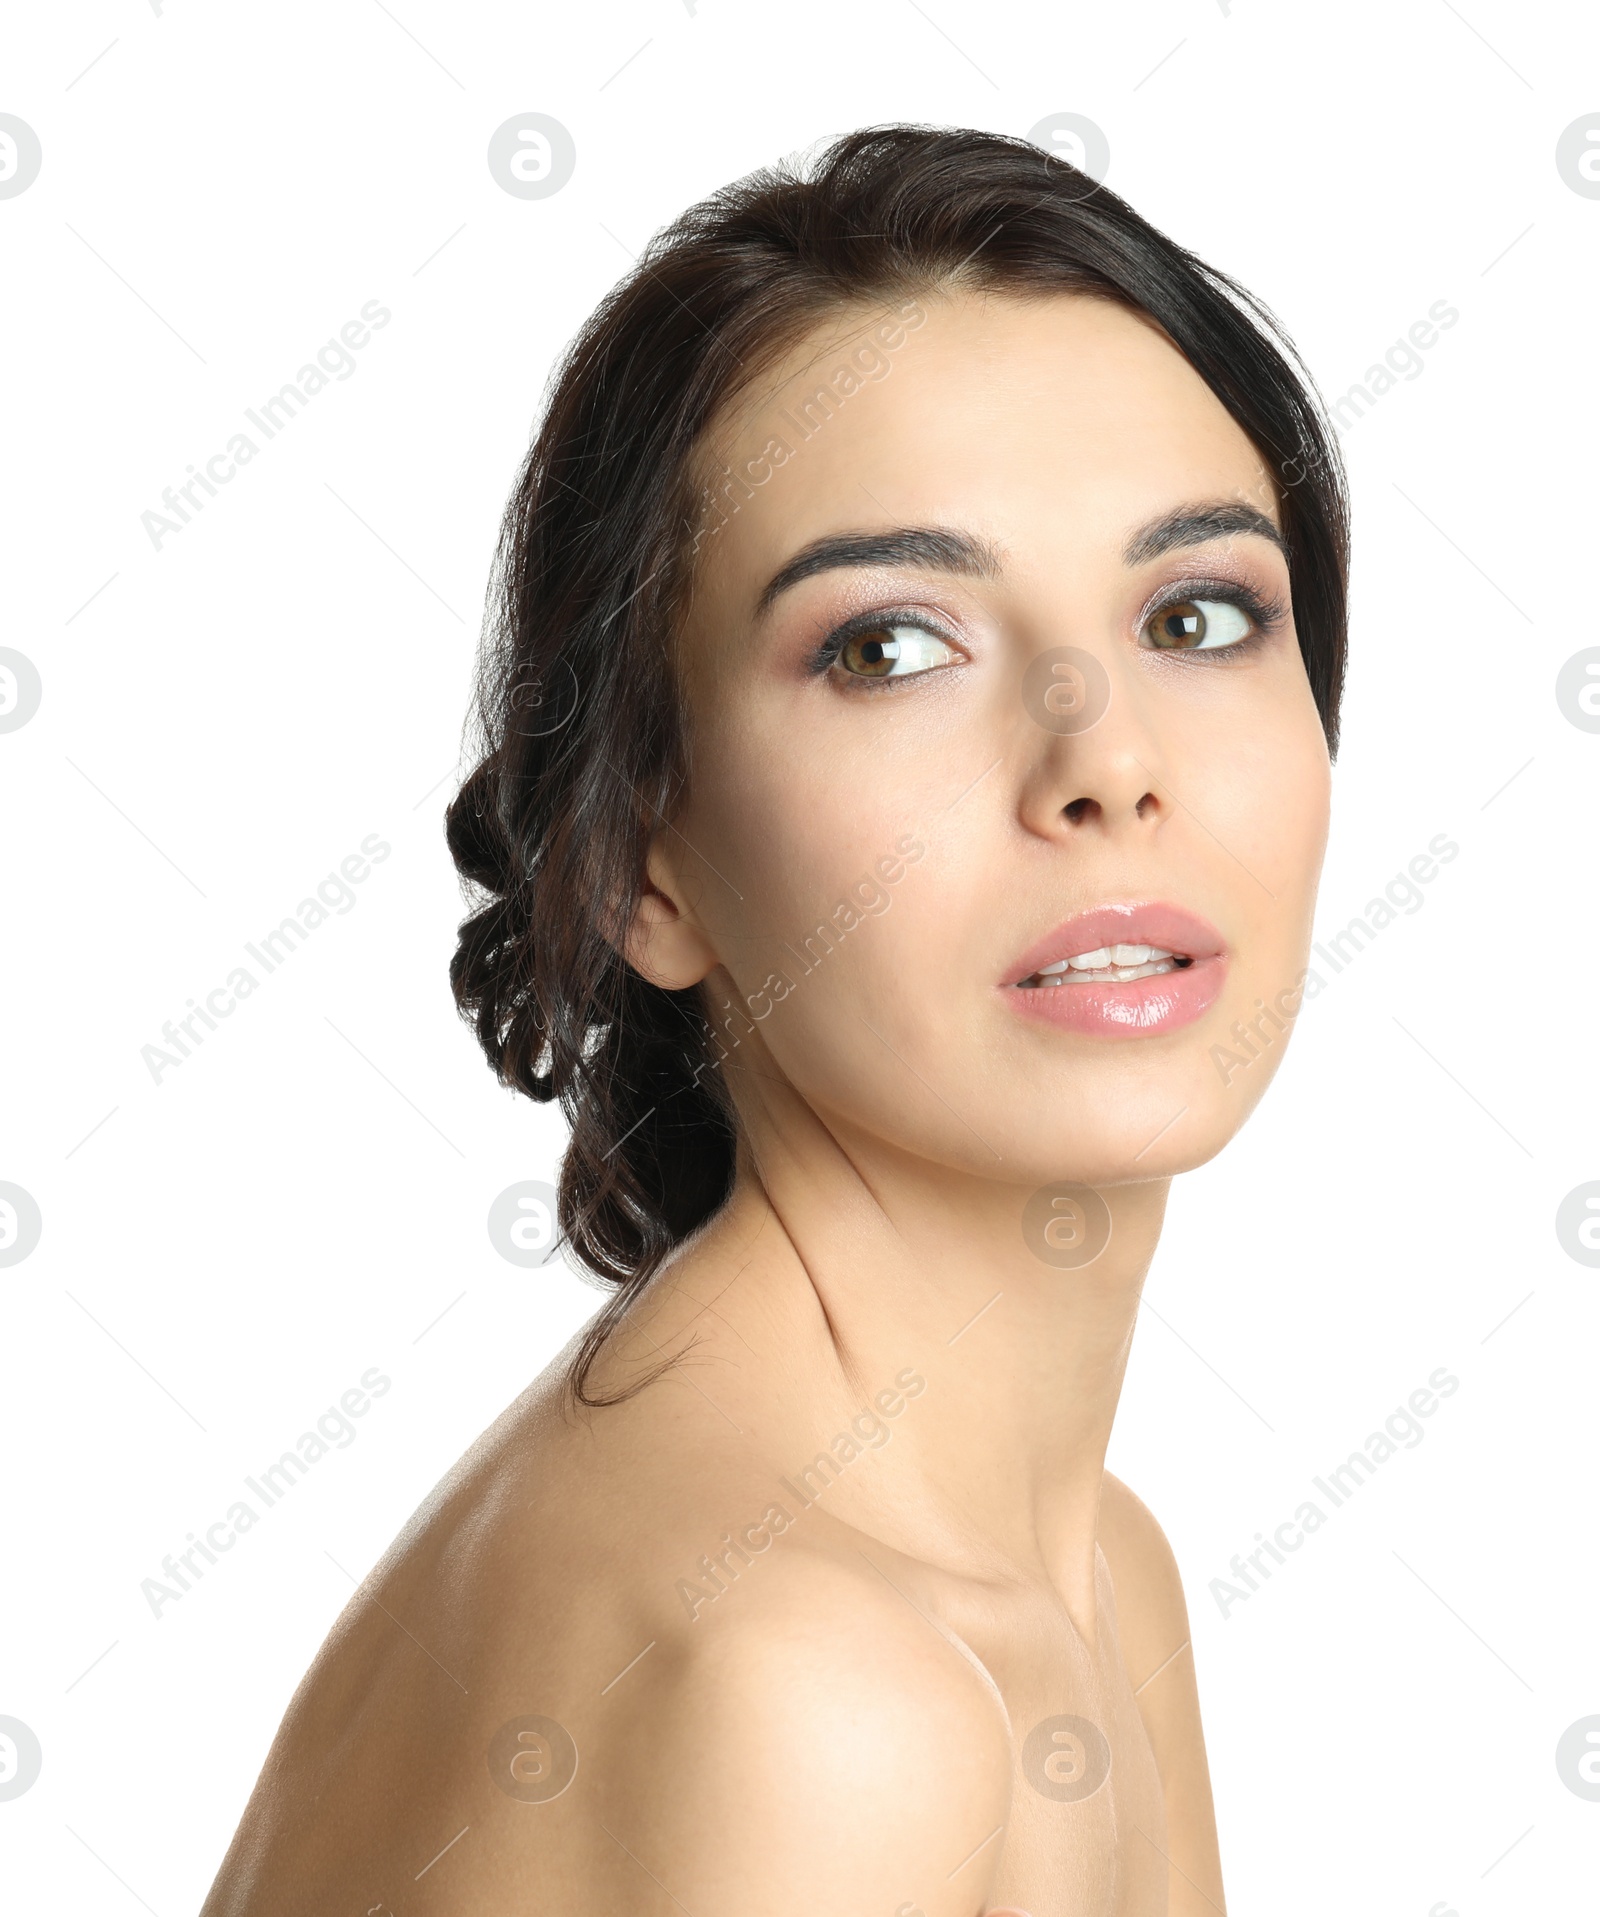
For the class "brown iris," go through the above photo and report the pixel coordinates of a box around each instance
[1146,600,1208,649]
[839,628,901,677]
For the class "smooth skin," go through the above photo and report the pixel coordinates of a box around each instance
[201,289,1331,1916]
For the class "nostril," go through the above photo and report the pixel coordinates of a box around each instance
[1062,796,1097,823]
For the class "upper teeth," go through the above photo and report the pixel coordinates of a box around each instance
[1017,942,1191,988]
[1038,944,1174,973]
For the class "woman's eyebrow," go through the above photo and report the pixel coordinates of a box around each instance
[1123,501,1287,566]
[754,526,1002,617]
[753,501,1286,618]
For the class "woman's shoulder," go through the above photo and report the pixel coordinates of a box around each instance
[201,1357,1011,1915]
[1096,1469,1192,1650]
[1094,1467,1223,1897]
[575,1538,1015,1912]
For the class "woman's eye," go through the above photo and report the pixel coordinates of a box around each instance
[836,623,959,679]
[1142,597,1255,652]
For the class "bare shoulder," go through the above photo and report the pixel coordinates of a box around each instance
[584,1542,1016,1915]
[1097,1469,1191,1653]
[196,1362,593,1915]
[1097,1471,1226,1913]
[200,1357,1011,1916]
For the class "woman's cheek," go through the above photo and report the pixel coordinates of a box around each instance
[708,865,905,1081]
[1210,727,1329,1080]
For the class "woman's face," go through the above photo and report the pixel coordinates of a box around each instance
[644,288,1331,1188]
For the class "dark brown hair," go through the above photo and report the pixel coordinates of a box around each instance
[445,124,1350,1403]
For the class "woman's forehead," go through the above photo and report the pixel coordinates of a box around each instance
[684,289,1279,617]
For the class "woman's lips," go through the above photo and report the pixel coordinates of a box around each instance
[1001,900,1228,1038]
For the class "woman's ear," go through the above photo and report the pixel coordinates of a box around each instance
[621,832,720,990]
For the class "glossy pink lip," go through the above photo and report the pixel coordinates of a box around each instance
[1001,901,1228,1038]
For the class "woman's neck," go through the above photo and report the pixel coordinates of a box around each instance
[619,1074,1172,1631]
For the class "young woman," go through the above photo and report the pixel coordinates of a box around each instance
[202,125,1347,1916]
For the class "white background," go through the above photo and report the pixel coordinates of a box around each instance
[3,1,1596,1911]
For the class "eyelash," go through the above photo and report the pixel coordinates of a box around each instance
[1141,575,1290,661]
[807,576,1290,687]
[806,606,961,684]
